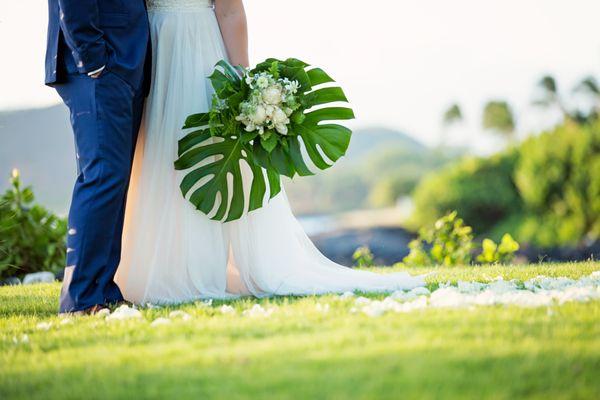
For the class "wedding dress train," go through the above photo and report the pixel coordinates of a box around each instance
[115,0,425,304]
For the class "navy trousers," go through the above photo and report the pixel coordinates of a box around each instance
[56,71,144,313]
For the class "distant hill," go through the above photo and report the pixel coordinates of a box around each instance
[0,105,74,213]
[0,105,447,215]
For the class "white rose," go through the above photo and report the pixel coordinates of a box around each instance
[251,105,267,125]
[262,85,283,105]
[264,105,275,117]
[272,107,289,125]
[275,123,288,135]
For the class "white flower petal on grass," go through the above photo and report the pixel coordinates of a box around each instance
[106,305,142,321]
[242,304,275,318]
[219,305,235,314]
[315,303,330,313]
[196,299,213,308]
[409,287,431,296]
[168,310,192,321]
[36,322,52,330]
[339,291,355,299]
[354,296,371,305]
[150,317,171,327]
[457,281,486,293]
[96,308,110,318]
[487,279,518,294]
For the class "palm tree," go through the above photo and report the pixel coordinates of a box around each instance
[482,100,516,142]
[442,103,463,127]
[532,74,571,121]
[573,76,600,121]
[439,103,464,147]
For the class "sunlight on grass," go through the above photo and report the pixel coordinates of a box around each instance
[1,262,599,399]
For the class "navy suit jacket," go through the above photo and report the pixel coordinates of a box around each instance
[45,0,151,93]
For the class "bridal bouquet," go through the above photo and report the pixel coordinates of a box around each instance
[174,58,354,222]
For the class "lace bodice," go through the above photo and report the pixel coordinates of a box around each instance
[146,0,214,11]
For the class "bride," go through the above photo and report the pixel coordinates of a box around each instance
[114,0,425,304]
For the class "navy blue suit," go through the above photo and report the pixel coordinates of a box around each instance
[45,0,151,312]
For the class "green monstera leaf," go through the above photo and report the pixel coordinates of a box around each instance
[174,58,354,222]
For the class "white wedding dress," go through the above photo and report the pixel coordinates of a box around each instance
[115,0,425,304]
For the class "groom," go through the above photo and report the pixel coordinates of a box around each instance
[45,0,151,313]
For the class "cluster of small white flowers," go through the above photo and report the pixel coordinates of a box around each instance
[236,72,300,136]
[343,271,600,317]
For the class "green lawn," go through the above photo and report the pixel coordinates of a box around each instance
[1,262,600,399]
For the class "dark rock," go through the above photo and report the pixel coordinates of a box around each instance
[311,227,416,266]
[0,277,22,286]
[23,271,55,285]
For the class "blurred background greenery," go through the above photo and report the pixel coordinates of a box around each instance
[1,72,599,278]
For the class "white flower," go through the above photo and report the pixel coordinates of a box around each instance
[251,105,268,125]
[244,122,256,132]
[256,75,269,89]
[275,123,288,135]
[284,80,300,94]
[339,291,355,299]
[265,105,275,117]
[150,317,171,327]
[271,107,289,125]
[59,318,73,325]
[262,85,283,105]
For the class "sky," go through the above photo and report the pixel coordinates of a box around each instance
[1,0,599,150]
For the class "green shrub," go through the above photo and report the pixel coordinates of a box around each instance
[410,150,521,233]
[403,211,474,267]
[404,211,520,267]
[409,120,600,247]
[0,170,67,280]
[476,234,520,264]
[513,121,600,246]
[352,246,375,268]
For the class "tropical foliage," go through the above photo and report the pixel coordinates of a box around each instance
[174,58,354,222]
[0,171,66,280]
[410,120,600,247]
[476,234,520,264]
[409,150,521,233]
[352,246,375,268]
[403,211,474,267]
[403,211,520,267]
